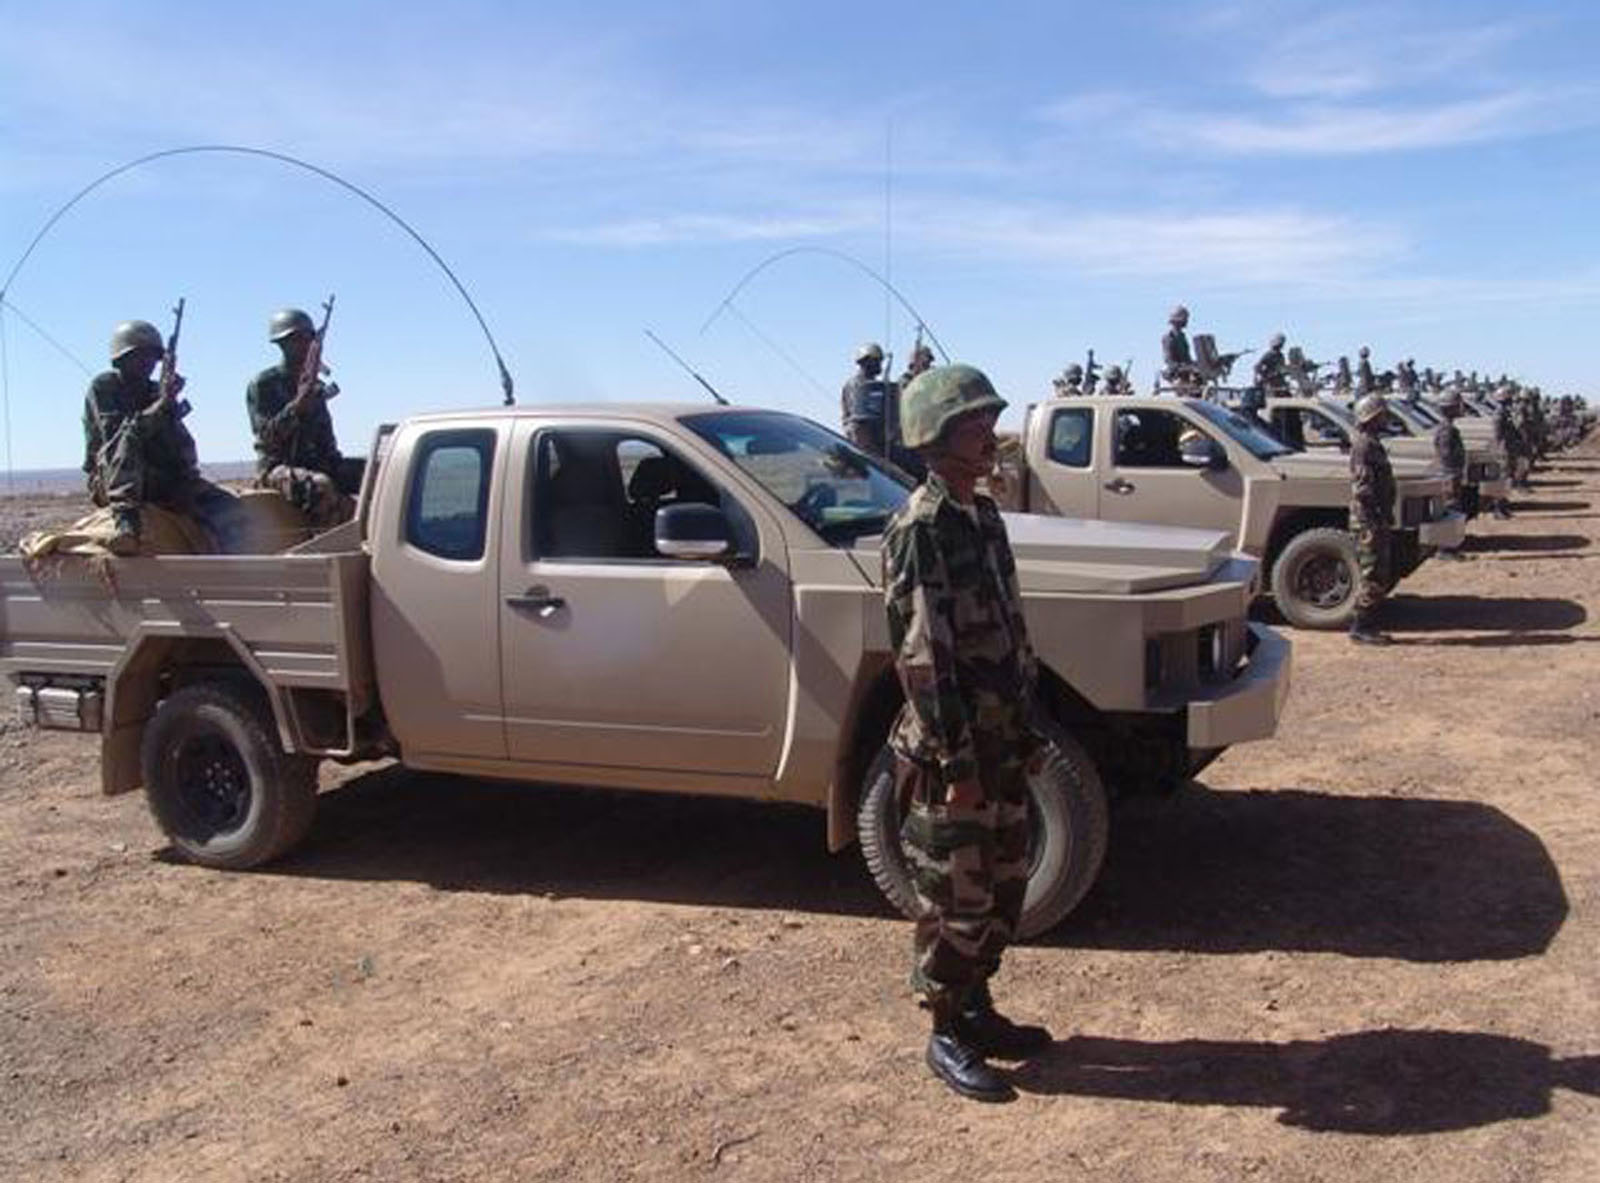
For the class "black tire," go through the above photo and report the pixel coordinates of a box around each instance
[856,721,1110,939]
[140,682,319,869]
[1270,527,1360,631]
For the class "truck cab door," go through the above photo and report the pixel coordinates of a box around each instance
[1024,403,1100,518]
[497,421,793,780]
[1098,406,1244,536]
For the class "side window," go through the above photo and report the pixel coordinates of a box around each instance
[533,429,731,561]
[1114,409,1203,468]
[1047,407,1093,467]
[406,429,494,561]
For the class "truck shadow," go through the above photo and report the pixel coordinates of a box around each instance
[1379,593,1587,633]
[1056,787,1565,961]
[1013,1029,1599,1135]
[1461,532,1589,553]
[1508,499,1590,513]
[272,777,1565,963]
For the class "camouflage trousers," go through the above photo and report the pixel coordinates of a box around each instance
[97,428,230,538]
[1352,519,1391,619]
[898,740,1030,1008]
[259,464,351,531]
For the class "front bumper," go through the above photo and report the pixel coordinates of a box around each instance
[1418,511,1467,550]
[1184,623,1292,748]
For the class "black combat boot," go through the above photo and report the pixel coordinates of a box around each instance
[926,996,1014,1103]
[957,979,1052,1059]
[1348,615,1392,645]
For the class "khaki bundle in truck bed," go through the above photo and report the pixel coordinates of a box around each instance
[1,404,1292,937]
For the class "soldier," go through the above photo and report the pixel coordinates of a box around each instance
[1288,346,1319,397]
[82,319,232,555]
[1356,346,1376,396]
[1050,363,1084,398]
[1433,391,1467,559]
[1254,334,1289,399]
[1349,394,1397,644]
[1103,363,1133,395]
[841,342,890,456]
[1489,388,1519,518]
[898,341,935,389]
[247,309,350,530]
[1162,305,1201,395]
[885,364,1053,1103]
[1334,356,1354,396]
[1397,358,1419,399]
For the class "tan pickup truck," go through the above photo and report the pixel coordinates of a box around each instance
[2,404,1290,936]
[1261,396,1510,517]
[1010,395,1466,630]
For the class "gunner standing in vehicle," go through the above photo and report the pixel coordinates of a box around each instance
[1162,305,1200,396]
[883,364,1053,1104]
[1254,334,1290,400]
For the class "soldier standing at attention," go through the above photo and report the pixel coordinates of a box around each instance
[247,309,349,530]
[1433,391,1468,559]
[884,364,1052,1103]
[1349,394,1397,645]
[841,342,888,455]
[898,341,935,389]
[1162,304,1200,395]
[83,319,231,554]
[1356,345,1376,396]
[1254,333,1289,399]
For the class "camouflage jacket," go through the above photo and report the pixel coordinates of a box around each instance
[1254,347,1288,394]
[1493,405,1523,453]
[1161,327,1193,377]
[882,473,1039,783]
[1349,430,1395,527]
[247,363,342,476]
[82,371,199,493]
[1432,420,1466,479]
[1357,359,1376,394]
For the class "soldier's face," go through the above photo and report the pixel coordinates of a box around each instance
[937,409,1000,479]
[117,347,162,381]
[279,331,313,366]
[859,356,882,377]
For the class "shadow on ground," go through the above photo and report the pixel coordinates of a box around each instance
[1508,499,1591,513]
[1462,532,1589,553]
[1380,593,1587,634]
[263,775,1565,962]
[1014,1029,1599,1135]
[1057,787,1565,961]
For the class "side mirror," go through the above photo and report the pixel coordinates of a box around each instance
[1181,435,1227,472]
[655,503,733,561]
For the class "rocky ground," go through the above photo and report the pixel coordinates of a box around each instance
[1,447,1597,1182]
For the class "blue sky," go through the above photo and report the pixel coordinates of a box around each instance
[2,0,1598,470]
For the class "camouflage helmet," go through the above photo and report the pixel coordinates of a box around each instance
[901,364,1007,449]
[1169,304,1189,325]
[109,319,163,361]
[1439,390,1464,414]
[854,341,884,364]
[269,308,316,342]
[1359,345,1371,358]
[1106,364,1124,378]
[1354,393,1386,425]
[1270,333,1286,349]
[1063,363,1084,379]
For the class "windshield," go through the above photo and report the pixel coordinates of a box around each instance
[682,410,913,544]
[1188,400,1295,459]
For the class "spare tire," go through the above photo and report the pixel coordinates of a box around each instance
[856,720,1109,939]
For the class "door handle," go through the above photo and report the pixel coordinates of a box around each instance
[1104,478,1135,494]
[505,585,566,617]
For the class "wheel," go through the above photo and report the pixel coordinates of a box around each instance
[141,682,319,869]
[1270,527,1360,630]
[856,721,1110,939]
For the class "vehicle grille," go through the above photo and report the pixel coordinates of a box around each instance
[1401,495,1440,527]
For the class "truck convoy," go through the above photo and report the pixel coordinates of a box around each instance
[1,404,1291,936]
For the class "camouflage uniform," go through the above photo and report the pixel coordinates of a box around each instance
[1162,324,1199,395]
[883,471,1040,1012]
[1433,418,1466,513]
[1349,429,1395,625]
[1254,340,1289,399]
[247,364,348,528]
[82,370,230,535]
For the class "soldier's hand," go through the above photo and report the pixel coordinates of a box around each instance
[945,778,984,810]
[170,373,186,395]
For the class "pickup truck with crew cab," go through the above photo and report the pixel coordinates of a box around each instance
[1,404,1290,936]
[1006,394,1466,630]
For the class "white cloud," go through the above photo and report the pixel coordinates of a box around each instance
[1248,16,1523,100]
[541,210,876,246]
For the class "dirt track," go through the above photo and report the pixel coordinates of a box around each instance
[3,448,1598,1182]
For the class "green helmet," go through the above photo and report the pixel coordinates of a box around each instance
[1440,390,1464,414]
[1270,333,1286,349]
[854,341,884,364]
[1354,393,1386,425]
[269,307,315,342]
[109,320,163,361]
[901,364,1007,449]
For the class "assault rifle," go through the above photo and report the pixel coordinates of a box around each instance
[156,297,188,416]
[294,294,337,409]
[1083,348,1101,394]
